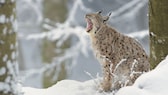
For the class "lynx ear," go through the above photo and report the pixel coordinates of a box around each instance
[103,16,109,23]
[103,12,112,23]
[97,10,102,15]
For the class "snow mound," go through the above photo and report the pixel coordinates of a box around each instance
[116,55,168,95]
[23,79,112,95]
[23,55,168,95]
[22,87,45,95]
[46,79,101,95]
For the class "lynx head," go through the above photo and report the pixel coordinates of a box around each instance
[85,10,111,33]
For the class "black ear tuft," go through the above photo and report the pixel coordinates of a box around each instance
[108,12,112,17]
[103,12,112,23]
[97,10,102,15]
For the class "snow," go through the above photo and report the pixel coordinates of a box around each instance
[23,79,112,95]
[3,27,7,35]
[3,54,8,62]
[0,67,6,76]
[0,15,6,23]
[10,44,15,49]
[0,40,4,45]
[12,19,18,32]
[10,15,14,21]
[11,51,16,60]
[23,56,168,95]
[0,0,5,3]
[116,55,168,95]
[0,82,10,92]
[4,58,21,95]
[11,0,15,3]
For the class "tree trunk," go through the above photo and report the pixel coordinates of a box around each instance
[42,0,68,88]
[0,0,19,95]
[149,0,168,69]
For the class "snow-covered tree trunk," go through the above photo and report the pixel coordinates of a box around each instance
[42,0,68,87]
[149,0,168,69]
[0,0,20,95]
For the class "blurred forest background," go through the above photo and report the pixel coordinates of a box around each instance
[16,0,149,88]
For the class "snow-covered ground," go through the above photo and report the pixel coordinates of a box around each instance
[23,55,168,95]
[116,55,168,95]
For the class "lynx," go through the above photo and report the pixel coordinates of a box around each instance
[85,11,150,91]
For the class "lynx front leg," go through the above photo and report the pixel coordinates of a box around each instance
[100,61,113,92]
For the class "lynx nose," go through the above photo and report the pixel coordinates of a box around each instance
[85,14,88,18]
[85,14,91,18]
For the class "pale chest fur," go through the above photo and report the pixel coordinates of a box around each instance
[90,26,117,64]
